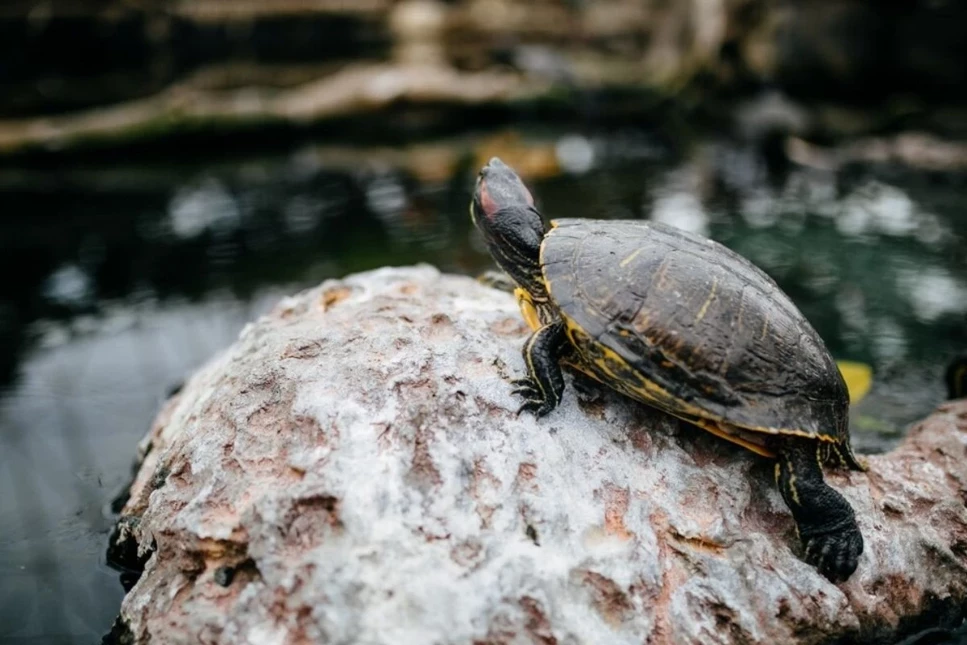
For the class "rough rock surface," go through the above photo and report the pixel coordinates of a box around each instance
[113,265,967,644]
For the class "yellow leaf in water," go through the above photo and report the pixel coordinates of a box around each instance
[837,360,873,404]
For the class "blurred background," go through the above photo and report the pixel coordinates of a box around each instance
[1,0,966,642]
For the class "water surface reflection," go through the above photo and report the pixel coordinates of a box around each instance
[0,129,964,641]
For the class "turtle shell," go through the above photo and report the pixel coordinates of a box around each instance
[540,218,851,445]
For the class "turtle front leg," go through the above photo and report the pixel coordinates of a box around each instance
[512,321,567,417]
[775,439,863,582]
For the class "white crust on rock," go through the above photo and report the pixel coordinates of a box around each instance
[116,265,967,644]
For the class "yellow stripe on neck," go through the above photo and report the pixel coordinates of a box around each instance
[515,288,543,331]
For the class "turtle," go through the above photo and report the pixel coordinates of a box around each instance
[946,356,967,400]
[471,157,865,582]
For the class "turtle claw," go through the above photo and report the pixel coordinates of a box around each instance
[510,322,567,419]
[511,377,556,417]
[803,523,863,583]
[517,399,554,418]
[511,377,541,398]
[512,386,540,399]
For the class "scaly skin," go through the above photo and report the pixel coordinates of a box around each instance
[776,441,864,582]
[511,321,567,417]
[470,156,864,583]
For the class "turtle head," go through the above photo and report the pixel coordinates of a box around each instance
[945,355,967,400]
[471,158,547,297]
[472,157,536,224]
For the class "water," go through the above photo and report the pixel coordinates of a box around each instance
[1,128,965,643]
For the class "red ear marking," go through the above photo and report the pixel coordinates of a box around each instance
[479,179,499,220]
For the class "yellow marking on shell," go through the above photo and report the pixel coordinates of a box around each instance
[694,278,718,323]
[774,463,781,486]
[735,291,746,333]
[515,288,542,332]
[653,256,672,291]
[558,312,844,450]
[537,232,849,457]
[619,248,642,268]
[689,418,776,458]
[721,293,746,377]
[760,317,769,341]
[633,314,651,334]
[562,358,601,382]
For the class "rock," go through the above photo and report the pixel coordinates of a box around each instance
[111,265,967,644]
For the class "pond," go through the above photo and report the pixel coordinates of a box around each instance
[1,126,965,643]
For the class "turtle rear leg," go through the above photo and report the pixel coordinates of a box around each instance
[827,439,868,472]
[775,439,863,582]
[513,321,567,417]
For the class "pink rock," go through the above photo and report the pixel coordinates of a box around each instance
[109,265,967,644]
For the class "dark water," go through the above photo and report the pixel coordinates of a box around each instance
[1,128,965,643]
